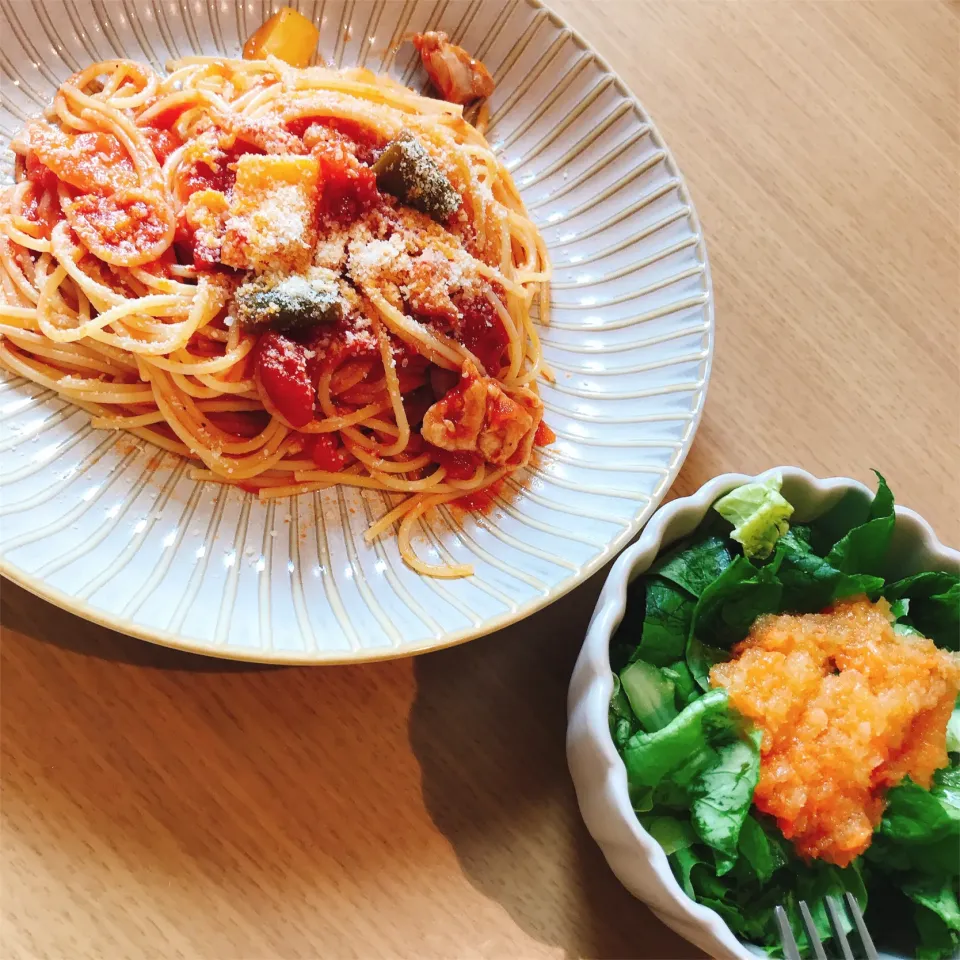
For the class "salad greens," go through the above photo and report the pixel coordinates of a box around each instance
[609,472,960,958]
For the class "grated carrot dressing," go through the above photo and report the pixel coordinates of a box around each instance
[710,598,960,866]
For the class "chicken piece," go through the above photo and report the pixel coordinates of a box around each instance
[477,384,534,465]
[421,365,487,451]
[411,32,495,105]
[421,360,537,466]
[500,386,544,467]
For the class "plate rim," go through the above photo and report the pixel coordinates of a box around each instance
[0,0,715,663]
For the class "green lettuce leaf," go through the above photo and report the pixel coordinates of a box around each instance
[671,844,710,901]
[933,765,960,819]
[737,814,788,886]
[796,861,868,943]
[619,660,678,733]
[621,688,734,790]
[690,728,762,860]
[713,474,794,560]
[622,689,761,867]
[822,470,895,576]
[686,636,729,693]
[650,535,734,598]
[641,815,696,855]
[947,700,960,755]
[630,577,695,667]
[885,571,960,651]
[774,528,884,612]
[608,673,637,748]
[906,877,960,960]
[690,555,783,649]
[662,660,700,707]
[867,768,960,878]
[879,775,960,842]
[686,633,728,692]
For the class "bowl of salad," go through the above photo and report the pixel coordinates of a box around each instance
[567,467,959,960]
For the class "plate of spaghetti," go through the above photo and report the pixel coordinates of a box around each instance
[0,1,713,662]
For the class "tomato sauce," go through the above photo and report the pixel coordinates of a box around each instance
[141,125,182,166]
[64,191,169,260]
[454,477,505,513]
[20,182,59,236]
[319,152,378,220]
[426,444,482,481]
[290,116,383,165]
[25,152,57,193]
[457,295,509,374]
[306,320,379,378]
[180,143,261,199]
[138,96,190,132]
[402,385,434,428]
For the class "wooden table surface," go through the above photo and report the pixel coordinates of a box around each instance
[2,3,958,958]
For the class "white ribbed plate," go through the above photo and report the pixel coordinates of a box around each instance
[0,0,713,662]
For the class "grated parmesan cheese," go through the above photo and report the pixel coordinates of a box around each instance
[220,154,319,272]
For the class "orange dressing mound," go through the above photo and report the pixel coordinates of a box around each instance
[710,598,960,867]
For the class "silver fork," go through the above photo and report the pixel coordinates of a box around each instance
[775,893,879,960]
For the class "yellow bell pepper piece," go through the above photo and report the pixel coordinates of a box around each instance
[242,8,319,69]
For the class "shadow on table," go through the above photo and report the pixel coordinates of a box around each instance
[409,566,704,960]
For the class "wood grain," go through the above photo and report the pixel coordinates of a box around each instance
[2,3,958,958]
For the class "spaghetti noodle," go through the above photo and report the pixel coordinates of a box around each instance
[0,45,552,578]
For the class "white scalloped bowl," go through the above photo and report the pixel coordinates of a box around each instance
[0,0,712,663]
[567,467,960,960]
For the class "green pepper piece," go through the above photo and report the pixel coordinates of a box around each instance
[372,132,462,222]
[235,275,342,333]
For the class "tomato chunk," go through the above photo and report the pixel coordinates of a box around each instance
[28,125,136,194]
[308,433,349,472]
[255,333,315,427]
[307,125,379,220]
[534,420,556,446]
[180,145,256,198]
[206,410,271,438]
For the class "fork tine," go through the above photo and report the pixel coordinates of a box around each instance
[846,892,880,960]
[775,905,803,960]
[825,895,855,960]
[799,900,828,960]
